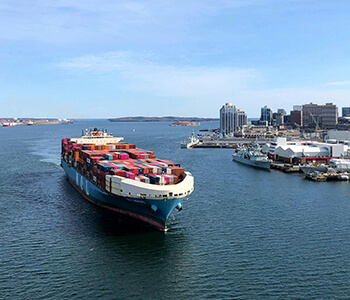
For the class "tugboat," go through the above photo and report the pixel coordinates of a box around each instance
[232,143,271,169]
[181,132,200,148]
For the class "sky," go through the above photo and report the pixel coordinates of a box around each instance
[1,0,350,118]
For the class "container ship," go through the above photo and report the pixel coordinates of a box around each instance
[61,128,194,231]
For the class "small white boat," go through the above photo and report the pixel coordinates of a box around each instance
[329,159,350,172]
[181,132,199,148]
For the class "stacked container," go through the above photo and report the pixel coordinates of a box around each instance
[61,139,186,190]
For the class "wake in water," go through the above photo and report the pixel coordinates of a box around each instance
[39,158,61,166]
[25,139,61,166]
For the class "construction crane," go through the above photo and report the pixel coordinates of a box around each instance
[309,112,319,131]
[308,112,328,140]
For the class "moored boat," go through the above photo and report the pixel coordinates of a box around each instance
[2,122,17,127]
[181,132,200,148]
[300,164,328,175]
[232,144,271,169]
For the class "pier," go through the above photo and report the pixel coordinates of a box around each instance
[192,138,273,148]
[270,162,300,173]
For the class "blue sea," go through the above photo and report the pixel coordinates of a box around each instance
[1,120,350,299]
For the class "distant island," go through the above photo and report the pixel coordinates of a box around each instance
[170,121,200,126]
[109,116,218,122]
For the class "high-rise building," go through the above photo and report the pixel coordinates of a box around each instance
[276,114,284,126]
[220,103,236,136]
[293,105,302,111]
[342,107,350,117]
[290,110,303,126]
[260,106,273,125]
[302,102,338,129]
[219,103,247,136]
[274,109,286,126]
[277,109,286,115]
[237,109,248,128]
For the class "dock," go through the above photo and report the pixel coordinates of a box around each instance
[305,172,350,182]
[270,162,300,173]
[193,138,273,149]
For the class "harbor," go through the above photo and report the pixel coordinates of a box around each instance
[181,130,350,182]
[178,101,350,184]
[4,0,350,298]
[3,120,350,299]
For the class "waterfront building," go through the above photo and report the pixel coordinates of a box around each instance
[284,114,291,124]
[277,109,286,115]
[237,109,248,128]
[260,106,273,125]
[219,103,247,136]
[293,105,302,111]
[275,109,285,126]
[302,102,338,129]
[243,125,270,138]
[251,120,268,126]
[220,103,236,136]
[342,107,350,117]
[327,130,350,141]
[263,137,349,163]
[290,110,303,126]
[275,114,284,126]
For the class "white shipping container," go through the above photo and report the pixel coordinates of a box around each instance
[141,176,150,183]
[111,176,123,183]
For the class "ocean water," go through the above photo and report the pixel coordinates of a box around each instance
[1,120,350,299]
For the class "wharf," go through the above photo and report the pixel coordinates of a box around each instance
[305,172,350,182]
[271,160,350,182]
[270,162,300,173]
[193,138,273,148]
[193,143,235,148]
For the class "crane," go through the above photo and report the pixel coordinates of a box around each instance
[309,112,319,130]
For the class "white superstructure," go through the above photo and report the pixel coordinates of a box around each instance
[106,172,194,200]
[70,128,124,145]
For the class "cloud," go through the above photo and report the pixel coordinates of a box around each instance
[57,51,259,98]
[56,52,350,117]
[0,1,212,43]
[326,81,350,86]
[0,0,271,44]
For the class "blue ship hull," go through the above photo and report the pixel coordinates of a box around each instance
[61,160,184,231]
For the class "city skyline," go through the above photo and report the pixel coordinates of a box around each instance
[1,1,350,118]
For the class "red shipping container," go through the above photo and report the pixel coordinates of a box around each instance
[169,167,185,177]
[125,171,136,180]
[114,170,125,177]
